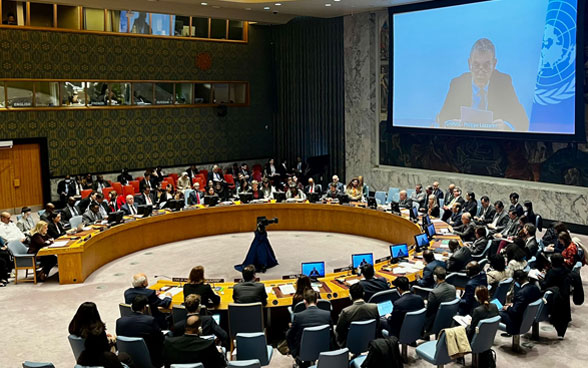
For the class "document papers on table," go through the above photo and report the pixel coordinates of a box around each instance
[279,284,296,295]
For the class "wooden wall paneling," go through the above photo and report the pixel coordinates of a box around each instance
[11,143,43,208]
[0,148,15,210]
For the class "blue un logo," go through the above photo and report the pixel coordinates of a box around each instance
[534,0,577,105]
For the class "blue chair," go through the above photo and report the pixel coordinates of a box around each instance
[491,278,513,305]
[117,336,154,368]
[527,256,537,269]
[228,302,264,342]
[429,298,460,337]
[406,189,415,198]
[288,301,306,322]
[368,288,400,304]
[171,364,204,368]
[7,240,38,284]
[411,285,433,300]
[445,272,469,289]
[532,291,552,340]
[572,261,582,275]
[184,189,194,207]
[349,355,366,368]
[17,214,22,221]
[317,299,332,312]
[470,316,501,367]
[69,215,83,229]
[472,240,492,261]
[476,200,482,216]
[172,305,188,324]
[235,332,273,366]
[68,334,85,361]
[309,348,349,368]
[439,198,445,208]
[374,191,387,206]
[37,209,46,218]
[399,308,427,360]
[227,360,261,368]
[415,330,453,367]
[363,185,370,198]
[499,298,542,352]
[346,319,376,355]
[22,363,55,368]
[386,187,400,204]
[478,258,488,269]
[298,324,331,363]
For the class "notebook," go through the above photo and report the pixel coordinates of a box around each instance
[377,300,393,316]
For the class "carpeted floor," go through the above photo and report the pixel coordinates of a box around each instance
[1,229,587,368]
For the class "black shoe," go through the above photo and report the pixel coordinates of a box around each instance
[501,333,512,337]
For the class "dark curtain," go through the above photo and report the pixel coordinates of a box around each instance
[272,17,345,180]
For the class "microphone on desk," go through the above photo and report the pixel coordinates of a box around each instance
[154,274,172,280]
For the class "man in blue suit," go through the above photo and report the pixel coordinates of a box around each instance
[500,270,542,335]
[359,263,390,302]
[459,261,487,316]
[124,273,172,329]
[387,277,425,338]
[116,295,164,367]
[287,289,332,366]
[417,250,446,288]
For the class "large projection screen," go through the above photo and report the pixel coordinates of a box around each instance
[389,0,585,140]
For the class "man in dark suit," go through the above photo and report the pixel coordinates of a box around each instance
[447,240,472,272]
[359,264,389,302]
[438,38,529,132]
[447,203,464,228]
[95,193,110,218]
[425,267,457,335]
[287,289,332,364]
[432,181,444,203]
[474,196,496,225]
[398,190,413,210]
[470,227,489,255]
[386,277,425,338]
[417,250,446,288]
[120,194,139,215]
[116,295,164,367]
[188,182,205,206]
[186,165,199,181]
[92,174,109,192]
[163,315,227,368]
[124,273,172,329]
[57,175,76,205]
[232,265,268,306]
[486,201,508,233]
[453,213,476,242]
[39,203,56,223]
[82,203,102,224]
[442,187,466,221]
[173,294,228,346]
[500,270,542,335]
[509,192,524,217]
[304,178,322,196]
[136,187,156,206]
[459,262,488,316]
[489,209,519,254]
[443,184,455,207]
[62,196,81,221]
[522,223,538,259]
[335,283,379,347]
[117,168,133,185]
[139,173,154,193]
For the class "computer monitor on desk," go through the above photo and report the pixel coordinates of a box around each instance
[239,193,253,204]
[422,214,431,227]
[301,261,325,280]
[410,207,419,221]
[107,211,124,225]
[414,233,430,252]
[390,202,400,214]
[390,244,409,260]
[137,204,153,217]
[204,195,219,207]
[425,223,436,238]
[274,191,286,202]
[307,192,320,203]
[352,253,374,271]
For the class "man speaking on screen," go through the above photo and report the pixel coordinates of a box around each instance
[438,38,529,132]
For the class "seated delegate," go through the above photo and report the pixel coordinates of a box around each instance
[183,265,221,308]
[232,264,268,306]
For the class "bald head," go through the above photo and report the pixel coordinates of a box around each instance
[126,195,134,205]
[0,212,10,224]
[132,273,148,288]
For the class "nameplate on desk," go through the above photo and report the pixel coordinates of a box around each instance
[172,277,188,282]
[282,274,301,280]
[376,256,391,263]
[83,235,92,241]
[333,266,352,273]
[207,278,224,283]
[233,277,260,283]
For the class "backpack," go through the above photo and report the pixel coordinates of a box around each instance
[572,237,588,266]
[478,349,497,368]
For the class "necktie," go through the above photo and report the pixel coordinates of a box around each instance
[130,205,135,215]
[146,195,152,205]
[197,192,200,204]
[310,186,313,193]
[477,89,487,110]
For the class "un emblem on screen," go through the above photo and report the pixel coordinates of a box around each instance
[534,0,576,106]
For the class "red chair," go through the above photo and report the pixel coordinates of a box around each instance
[129,180,140,194]
[169,173,179,183]
[196,173,206,182]
[81,189,93,199]
[112,182,123,195]
[166,176,176,186]
[123,185,134,197]
[102,187,115,199]
[200,170,208,180]
[252,171,262,181]
[195,177,206,189]
[135,176,144,182]
[116,195,126,210]
[224,174,236,190]
[252,164,263,172]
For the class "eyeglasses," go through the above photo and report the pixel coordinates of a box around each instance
[471,61,493,72]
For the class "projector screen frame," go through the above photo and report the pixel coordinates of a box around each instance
[386,0,586,143]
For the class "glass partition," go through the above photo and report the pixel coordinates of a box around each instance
[155,82,173,104]
[2,0,25,26]
[133,83,153,105]
[83,8,104,31]
[0,83,5,107]
[56,4,79,29]
[28,1,53,27]
[228,20,243,40]
[175,83,193,104]
[34,81,58,106]
[151,13,170,36]
[6,81,34,107]
[229,83,247,104]
[212,83,229,104]
[109,82,131,105]
[127,11,150,34]
[192,17,208,38]
[86,82,109,106]
[173,15,191,36]
[60,81,86,106]
[210,18,226,39]
[194,83,211,104]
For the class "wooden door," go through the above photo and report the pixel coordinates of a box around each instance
[0,143,43,212]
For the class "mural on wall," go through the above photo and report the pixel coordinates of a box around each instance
[380,19,588,188]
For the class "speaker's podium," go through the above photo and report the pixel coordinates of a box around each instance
[234,217,279,273]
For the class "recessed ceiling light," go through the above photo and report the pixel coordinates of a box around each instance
[264,6,271,10]
[275,2,282,5]
[212,5,220,8]
[245,7,252,10]
[333,0,340,2]
[325,3,332,6]
[201,2,207,5]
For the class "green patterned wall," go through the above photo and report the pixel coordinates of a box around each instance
[0,26,273,176]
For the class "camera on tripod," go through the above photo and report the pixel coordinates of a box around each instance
[256,216,279,232]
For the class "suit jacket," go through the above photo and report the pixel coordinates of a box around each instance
[287,305,332,357]
[116,312,164,367]
[188,190,205,205]
[463,199,478,217]
[489,210,509,232]
[232,281,268,306]
[173,314,228,346]
[503,283,542,332]
[304,184,322,195]
[82,209,101,224]
[398,197,413,209]
[62,204,81,220]
[117,173,132,185]
[471,237,489,255]
[183,283,220,307]
[388,293,425,337]
[525,237,539,259]
[438,70,529,131]
[467,304,499,340]
[447,246,472,273]
[139,178,154,193]
[433,188,444,201]
[120,203,138,215]
[425,282,457,333]
[335,300,379,347]
[418,260,447,288]
[124,287,172,328]
[92,179,109,192]
[476,205,496,225]
[511,203,524,217]
[47,221,66,239]
[453,223,476,242]
[500,217,519,238]
[459,272,488,316]
[136,192,156,206]
[163,334,226,368]
[448,211,463,228]
[359,277,390,302]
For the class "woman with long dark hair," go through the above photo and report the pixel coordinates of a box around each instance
[291,275,312,308]
[467,285,499,341]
